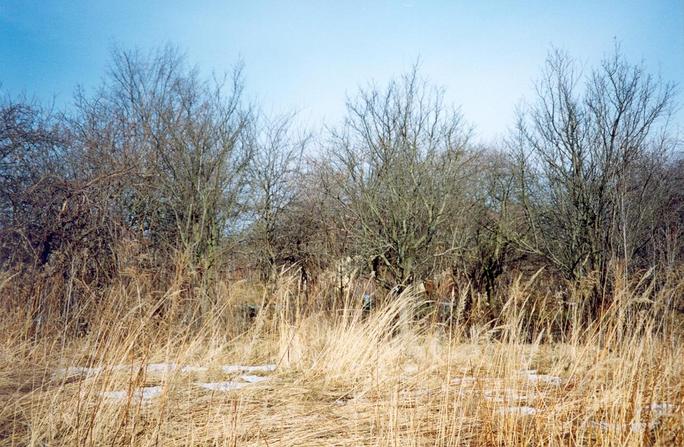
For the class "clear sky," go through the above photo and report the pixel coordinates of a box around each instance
[1,0,683,142]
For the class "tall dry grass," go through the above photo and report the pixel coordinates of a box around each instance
[0,266,682,446]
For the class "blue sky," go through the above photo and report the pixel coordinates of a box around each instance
[1,0,682,141]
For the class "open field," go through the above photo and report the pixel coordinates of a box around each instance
[1,15,683,445]
[1,273,682,446]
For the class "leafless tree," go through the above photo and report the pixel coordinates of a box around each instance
[0,97,64,265]
[73,46,253,273]
[0,94,133,325]
[455,148,520,303]
[512,48,676,315]
[245,113,308,280]
[322,67,472,291]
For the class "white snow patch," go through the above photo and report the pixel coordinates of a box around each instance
[221,364,276,374]
[54,366,102,378]
[57,362,276,381]
[628,422,651,433]
[590,420,657,433]
[650,403,674,414]
[525,372,561,386]
[101,390,127,400]
[403,364,419,375]
[145,363,177,374]
[180,365,208,373]
[498,406,538,416]
[485,388,539,402]
[241,374,270,383]
[138,386,163,399]
[451,376,476,385]
[101,386,163,402]
[196,381,248,391]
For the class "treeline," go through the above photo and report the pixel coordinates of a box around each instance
[1,46,682,325]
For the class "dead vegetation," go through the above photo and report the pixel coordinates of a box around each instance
[1,44,683,445]
[0,266,682,446]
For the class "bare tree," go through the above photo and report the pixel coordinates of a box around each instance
[512,48,676,315]
[245,113,308,280]
[73,46,253,273]
[323,67,472,291]
[648,154,684,271]
[455,148,520,303]
[0,95,134,326]
[0,98,65,264]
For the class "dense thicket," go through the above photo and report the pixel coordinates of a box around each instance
[1,46,681,328]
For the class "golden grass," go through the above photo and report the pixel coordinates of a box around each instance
[0,271,682,446]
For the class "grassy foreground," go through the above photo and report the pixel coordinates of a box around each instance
[0,272,682,446]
